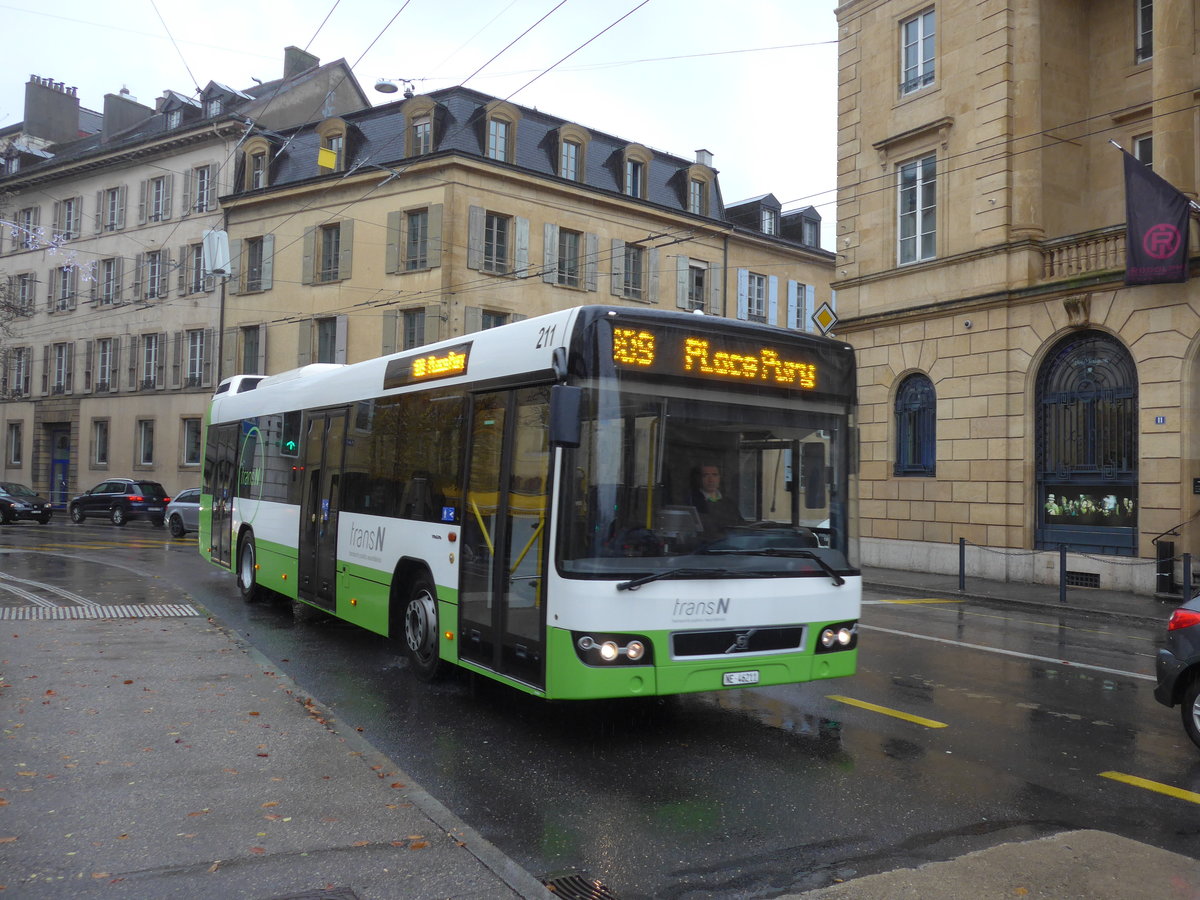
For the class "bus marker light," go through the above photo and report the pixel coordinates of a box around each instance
[350,598,358,606]
[600,641,619,661]
[444,631,454,641]
[448,532,457,543]
[626,640,646,661]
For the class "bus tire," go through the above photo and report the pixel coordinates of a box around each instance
[403,577,445,682]
[237,533,262,602]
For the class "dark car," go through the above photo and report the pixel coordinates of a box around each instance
[68,478,171,527]
[1154,592,1200,749]
[0,482,52,524]
[166,488,201,538]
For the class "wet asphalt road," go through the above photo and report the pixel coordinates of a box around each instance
[3,519,1200,899]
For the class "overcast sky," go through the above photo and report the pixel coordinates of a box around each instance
[3,0,840,245]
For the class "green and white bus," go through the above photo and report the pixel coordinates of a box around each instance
[200,305,860,700]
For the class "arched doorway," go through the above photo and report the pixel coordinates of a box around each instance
[1035,331,1137,555]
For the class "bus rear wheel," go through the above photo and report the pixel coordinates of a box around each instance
[403,578,444,682]
[237,533,262,602]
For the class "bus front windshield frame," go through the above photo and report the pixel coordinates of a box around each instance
[556,378,858,581]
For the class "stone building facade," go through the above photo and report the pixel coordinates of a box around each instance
[834,0,1200,595]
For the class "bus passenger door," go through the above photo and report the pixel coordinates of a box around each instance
[209,423,240,568]
[459,387,551,689]
[298,409,347,611]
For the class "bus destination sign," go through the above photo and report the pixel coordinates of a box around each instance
[612,327,817,390]
[384,342,472,389]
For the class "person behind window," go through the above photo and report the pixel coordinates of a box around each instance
[689,463,743,538]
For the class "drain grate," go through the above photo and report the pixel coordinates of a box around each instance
[1064,571,1101,588]
[543,870,619,899]
[264,889,359,900]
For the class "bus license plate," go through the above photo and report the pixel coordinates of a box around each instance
[723,670,759,686]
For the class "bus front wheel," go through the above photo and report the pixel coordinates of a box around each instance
[403,578,444,682]
[237,533,262,602]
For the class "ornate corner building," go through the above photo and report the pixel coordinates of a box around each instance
[834,0,1200,595]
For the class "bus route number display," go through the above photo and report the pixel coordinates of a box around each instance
[384,342,472,389]
[612,327,817,389]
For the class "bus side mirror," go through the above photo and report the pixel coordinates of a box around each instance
[549,385,583,448]
[802,442,826,509]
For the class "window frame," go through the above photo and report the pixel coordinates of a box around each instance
[182,418,202,466]
[622,243,645,300]
[746,272,767,322]
[137,419,155,467]
[1136,0,1153,63]
[894,372,937,477]
[900,8,936,95]
[897,153,937,265]
[483,212,511,275]
[92,418,110,467]
[406,209,429,270]
[185,329,206,386]
[318,224,342,283]
[141,333,160,389]
[556,228,582,288]
[6,422,22,466]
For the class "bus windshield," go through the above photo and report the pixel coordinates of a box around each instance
[557,382,856,580]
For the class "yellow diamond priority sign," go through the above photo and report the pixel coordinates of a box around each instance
[813,302,838,335]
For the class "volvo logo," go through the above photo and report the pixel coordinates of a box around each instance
[725,629,756,654]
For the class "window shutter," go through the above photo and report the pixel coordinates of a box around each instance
[585,233,598,291]
[227,239,242,294]
[117,185,127,230]
[382,311,398,356]
[161,175,173,219]
[787,280,799,329]
[137,180,148,224]
[674,256,688,308]
[543,223,559,284]
[647,248,659,303]
[261,234,274,290]
[127,335,139,391]
[202,328,214,387]
[810,285,820,332]
[171,331,183,388]
[466,206,484,270]
[385,211,402,274]
[297,320,313,367]
[52,201,63,237]
[182,170,193,217]
[767,275,779,325]
[427,204,443,268]
[610,239,624,295]
[94,191,103,234]
[514,216,530,277]
[178,245,189,293]
[65,342,74,393]
[256,324,268,375]
[46,268,56,312]
[464,307,482,334]
[156,332,167,388]
[41,344,49,395]
[110,339,120,392]
[335,315,348,364]
[90,269,99,303]
[222,327,238,377]
[84,340,94,393]
[424,305,441,343]
[132,253,144,300]
[114,257,124,304]
[68,268,77,309]
[736,268,749,320]
[301,228,315,284]
[338,220,354,281]
[159,248,171,299]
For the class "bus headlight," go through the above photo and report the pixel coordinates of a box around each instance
[573,632,654,666]
[816,621,858,653]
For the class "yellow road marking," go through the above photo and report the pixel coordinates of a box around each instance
[827,694,949,728]
[1100,771,1200,804]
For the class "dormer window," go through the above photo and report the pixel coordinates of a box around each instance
[166,109,182,129]
[622,145,652,199]
[413,117,432,154]
[761,208,779,235]
[316,117,349,172]
[205,97,223,118]
[557,124,590,183]
[242,136,273,191]
[482,100,520,164]
[488,118,510,161]
[402,95,439,158]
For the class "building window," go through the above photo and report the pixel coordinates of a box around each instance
[241,325,261,374]
[189,244,206,293]
[560,140,581,181]
[52,342,71,393]
[898,153,937,264]
[9,347,31,396]
[53,265,75,311]
[803,218,820,247]
[316,317,339,364]
[15,207,39,249]
[622,244,645,300]
[186,330,206,386]
[183,418,202,465]
[557,229,582,287]
[403,309,425,349]
[746,272,767,322]
[900,8,936,94]
[93,419,109,466]
[487,117,510,162]
[144,250,163,299]
[406,209,429,270]
[141,333,160,388]
[149,176,170,220]
[686,263,707,311]
[103,187,124,231]
[245,237,265,291]
[58,197,80,240]
[412,117,432,155]
[250,152,266,189]
[193,165,212,212]
[6,422,21,466]
[320,133,344,171]
[16,273,36,314]
[688,179,706,215]
[318,224,342,282]
[1133,134,1153,168]
[624,158,644,198]
[894,373,936,476]
[1136,0,1153,62]
[761,208,779,235]
[166,109,182,129]
[482,310,508,330]
[138,420,155,466]
[96,339,113,391]
[484,213,510,274]
[205,97,222,117]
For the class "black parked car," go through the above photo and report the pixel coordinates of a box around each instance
[0,482,52,524]
[68,479,171,527]
[1154,592,1200,750]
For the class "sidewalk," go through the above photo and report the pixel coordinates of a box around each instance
[0,612,551,899]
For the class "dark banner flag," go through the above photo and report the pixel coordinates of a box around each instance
[1124,150,1191,285]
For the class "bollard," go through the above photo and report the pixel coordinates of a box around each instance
[959,537,965,592]
[1186,553,1194,603]
[1059,544,1067,605]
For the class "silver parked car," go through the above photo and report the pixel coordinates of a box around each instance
[1155,591,1200,750]
[166,488,201,538]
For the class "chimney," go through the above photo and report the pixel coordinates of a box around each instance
[284,46,320,80]
[695,149,713,167]
[101,89,154,141]
[23,76,82,143]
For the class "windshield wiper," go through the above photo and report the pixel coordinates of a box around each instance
[697,548,846,586]
[616,567,734,592]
